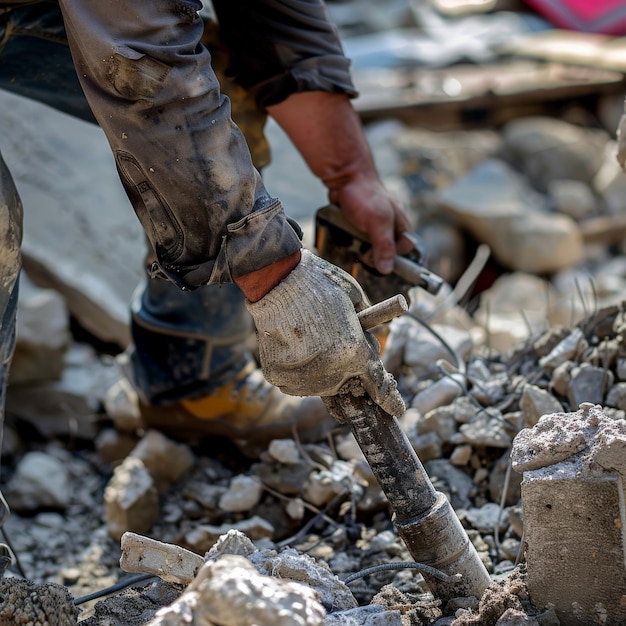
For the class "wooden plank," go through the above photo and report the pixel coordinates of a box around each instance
[354,60,625,128]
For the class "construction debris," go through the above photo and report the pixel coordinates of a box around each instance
[4,1,626,624]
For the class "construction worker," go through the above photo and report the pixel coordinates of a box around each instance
[0,0,412,452]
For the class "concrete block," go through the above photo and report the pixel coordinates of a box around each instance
[512,404,626,625]
[522,474,626,625]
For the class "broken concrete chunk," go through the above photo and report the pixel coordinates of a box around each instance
[149,554,325,626]
[206,530,357,611]
[183,516,274,555]
[205,528,259,560]
[424,459,475,510]
[463,502,509,534]
[104,457,159,541]
[511,411,588,473]
[550,360,574,398]
[6,344,109,441]
[410,375,464,415]
[252,460,313,495]
[104,375,143,434]
[567,365,613,408]
[130,430,195,493]
[267,438,302,464]
[547,178,597,221]
[420,406,459,442]
[450,396,480,424]
[514,404,626,625]
[538,327,587,372]
[302,460,364,507]
[249,547,358,612]
[95,428,139,466]
[588,417,626,477]
[408,431,443,462]
[450,444,473,466]
[520,384,563,429]
[285,497,305,522]
[500,116,608,191]
[5,451,71,512]
[120,532,204,585]
[11,272,70,385]
[435,159,583,274]
[218,474,264,513]
[324,604,402,625]
[457,408,512,448]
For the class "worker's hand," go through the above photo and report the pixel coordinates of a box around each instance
[245,249,406,417]
[330,175,415,275]
[267,91,415,275]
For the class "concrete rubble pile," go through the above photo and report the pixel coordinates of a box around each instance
[3,0,626,624]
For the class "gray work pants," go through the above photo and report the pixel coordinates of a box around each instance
[0,153,22,448]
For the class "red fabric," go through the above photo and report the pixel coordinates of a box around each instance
[524,0,626,35]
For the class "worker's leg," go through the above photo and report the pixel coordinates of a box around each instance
[0,151,23,558]
[0,153,22,444]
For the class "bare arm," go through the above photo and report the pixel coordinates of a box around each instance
[267,91,414,275]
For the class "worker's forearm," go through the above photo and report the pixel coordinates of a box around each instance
[267,91,379,193]
[267,90,414,275]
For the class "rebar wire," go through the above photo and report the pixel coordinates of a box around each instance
[425,244,491,321]
[276,490,347,549]
[574,275,590,321]
[343,561,461,585]
[74,573,157,605]
[514,531,525,567]
[405,311,464,374]
[493,446,515,559]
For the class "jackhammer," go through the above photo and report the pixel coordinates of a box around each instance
[316,205,491,604]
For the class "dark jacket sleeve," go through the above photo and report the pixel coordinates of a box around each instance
[212,0,358,108]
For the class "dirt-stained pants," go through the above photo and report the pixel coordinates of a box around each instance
[0,154,22,454]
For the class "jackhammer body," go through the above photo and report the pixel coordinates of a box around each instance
[333,294,491,603]
[324,390,491,602]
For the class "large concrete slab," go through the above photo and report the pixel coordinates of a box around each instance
[0,88,144,346]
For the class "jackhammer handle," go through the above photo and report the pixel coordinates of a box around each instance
[393,256,444,295]
[357,294,408,331]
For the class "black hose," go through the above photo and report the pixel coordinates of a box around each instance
[73,573,158,605]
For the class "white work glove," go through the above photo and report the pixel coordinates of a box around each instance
[245,249,406,417]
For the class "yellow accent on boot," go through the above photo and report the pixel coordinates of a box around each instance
[180,361,286,422]
[137,361,335,444]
